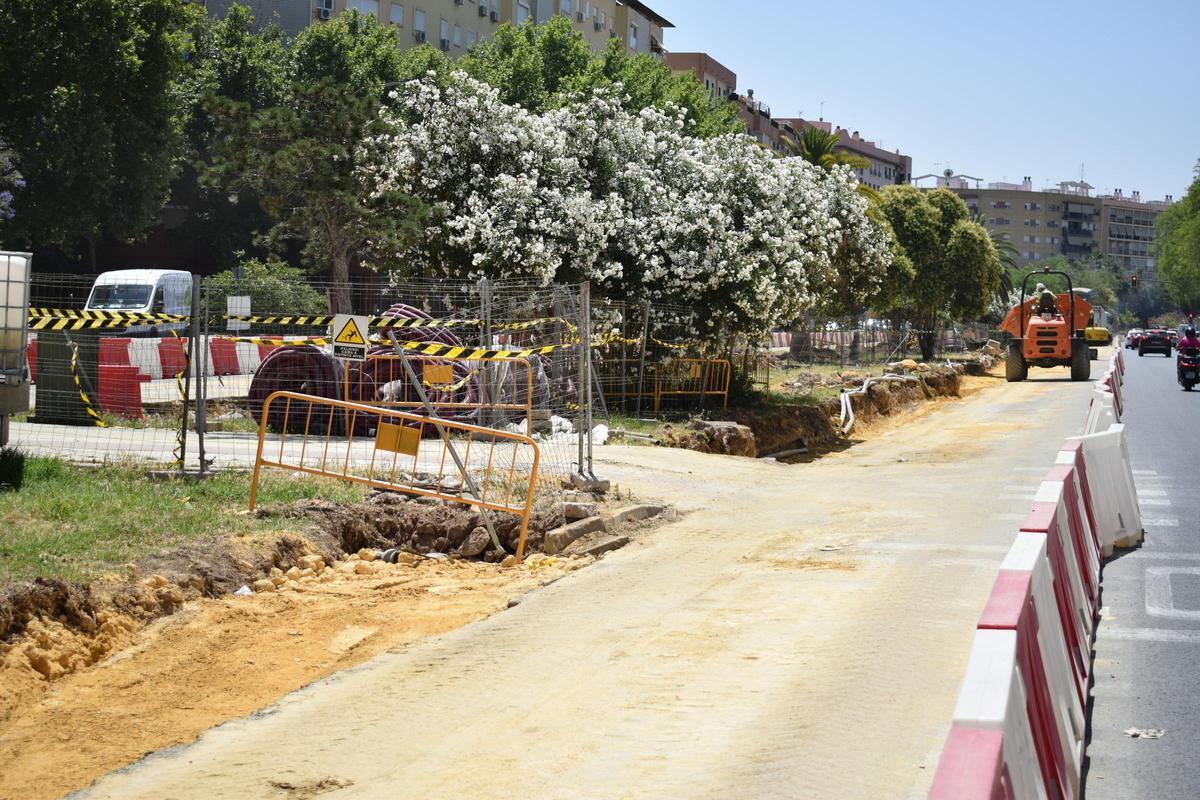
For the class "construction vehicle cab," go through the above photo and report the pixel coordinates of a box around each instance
[1000,268,1092,382]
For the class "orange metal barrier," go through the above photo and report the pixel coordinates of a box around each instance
[343,353,535,430]
[249,391,542,560]
[652,358,731,412]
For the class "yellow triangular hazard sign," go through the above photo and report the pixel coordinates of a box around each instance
[334,317,367,345]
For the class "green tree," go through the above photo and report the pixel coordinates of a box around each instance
[206,258,328,315]
[0,0,193,264]
[171,5,288,271]
[1156,162,1200,312]
[878,186,1001,359]
[204,11,425,311]
[461,17,743,137]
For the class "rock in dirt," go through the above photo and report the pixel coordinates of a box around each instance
[459,528,491,558]
[251,579,276,594]
[689,420,757,458]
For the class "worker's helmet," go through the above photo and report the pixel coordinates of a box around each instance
[1035,283,1046,293]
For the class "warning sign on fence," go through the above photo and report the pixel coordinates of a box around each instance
[332,314,369,361]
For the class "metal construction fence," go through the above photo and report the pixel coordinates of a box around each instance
[11,270,1003,483]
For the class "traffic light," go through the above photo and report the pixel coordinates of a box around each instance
[1131,275,1139,289]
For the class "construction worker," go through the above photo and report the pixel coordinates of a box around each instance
[1036,282,1058,316]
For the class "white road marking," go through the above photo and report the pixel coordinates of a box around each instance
[1140,498,1172,507]
[1002,484,1041,492]
[1098,627,1200,644]
[1126,551,1200,561]
[1136,489,1168,497]
[1141,517,1181,528]
[1145,567,1200,621]
[1133,470,1160,476]
[1012,466,1048,473]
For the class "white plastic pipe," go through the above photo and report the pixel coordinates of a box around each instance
[839,374,922,434]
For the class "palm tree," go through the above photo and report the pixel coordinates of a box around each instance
[972,211,1017,300]
[787,125,869,171]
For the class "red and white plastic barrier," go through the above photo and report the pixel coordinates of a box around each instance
[1066,424,1142,553]
[930,630,1047,800]
[1084,389,1118,434]
[28,335,265,383]
[931,355,1142,798]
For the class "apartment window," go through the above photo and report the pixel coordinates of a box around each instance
[346,0,379,17]
[629,22,639,50]
[517,0,530,23]
[467,29,477,45]
[414,9,425,32]
[560,0,571,14]
[440,18,449,41]
[453,24,461,46]
[583,1,590,19]
[389,3,404,25]
[1001,233,1011,242]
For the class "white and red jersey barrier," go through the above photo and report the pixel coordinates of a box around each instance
[1066,424,1142,553]
[930,353,1140,798]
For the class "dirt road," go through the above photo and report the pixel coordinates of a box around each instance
[75,369,1095,799]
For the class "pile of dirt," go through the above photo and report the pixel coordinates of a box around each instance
[667,365,966,459]
[658,420,758,457]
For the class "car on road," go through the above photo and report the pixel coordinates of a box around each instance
[1125,329,1142,349]
[1138,328,1172,357]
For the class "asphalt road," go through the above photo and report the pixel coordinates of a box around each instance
[1085,345,1200,798]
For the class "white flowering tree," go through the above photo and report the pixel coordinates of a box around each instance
[362,71,894,342]
[362,72,615,285]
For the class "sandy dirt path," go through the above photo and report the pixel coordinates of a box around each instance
[0,556,589,800]
[74,367,1098,800]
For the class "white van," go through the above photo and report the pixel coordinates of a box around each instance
[85,269,192,334]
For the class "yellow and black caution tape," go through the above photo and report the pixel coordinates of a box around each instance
[214,335,329,347]
[29,309,189,331]
[171,331,190,466]
[67,341,106,428]
[29,308,189,322]
[219,314,577,333]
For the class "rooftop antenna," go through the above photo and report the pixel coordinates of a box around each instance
[819,99,825,120]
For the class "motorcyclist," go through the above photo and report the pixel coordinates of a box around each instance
[1178,326,1200,354]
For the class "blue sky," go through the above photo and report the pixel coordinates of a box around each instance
[651,0,1196,201]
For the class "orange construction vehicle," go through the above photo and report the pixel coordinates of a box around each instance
[1000,268,1092,382]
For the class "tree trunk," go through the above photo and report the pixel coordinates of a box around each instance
[330,249,352,314]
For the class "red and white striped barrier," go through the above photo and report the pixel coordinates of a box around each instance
[768,331,793,351]
[1067,424,1142,553]
[1084,389,1118,434]
[931,372,1143,797]
[930,629,1047,800]
[986,533,1086,792]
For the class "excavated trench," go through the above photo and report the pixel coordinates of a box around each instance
[0,495,562,688]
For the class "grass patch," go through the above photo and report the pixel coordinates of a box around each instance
[0,456,367,586]
[606,413,664,436]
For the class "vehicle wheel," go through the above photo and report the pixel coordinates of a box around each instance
[1186,384,1194,392]
[1006,344,1027,382]
[1071,342,1090,381]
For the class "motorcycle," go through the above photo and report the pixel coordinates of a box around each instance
[1178,347,1200,391]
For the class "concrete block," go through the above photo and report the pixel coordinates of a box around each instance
[573,535,630,558]
[543,516,607,555]
[564,502,599,521]
[607,504,665,528]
